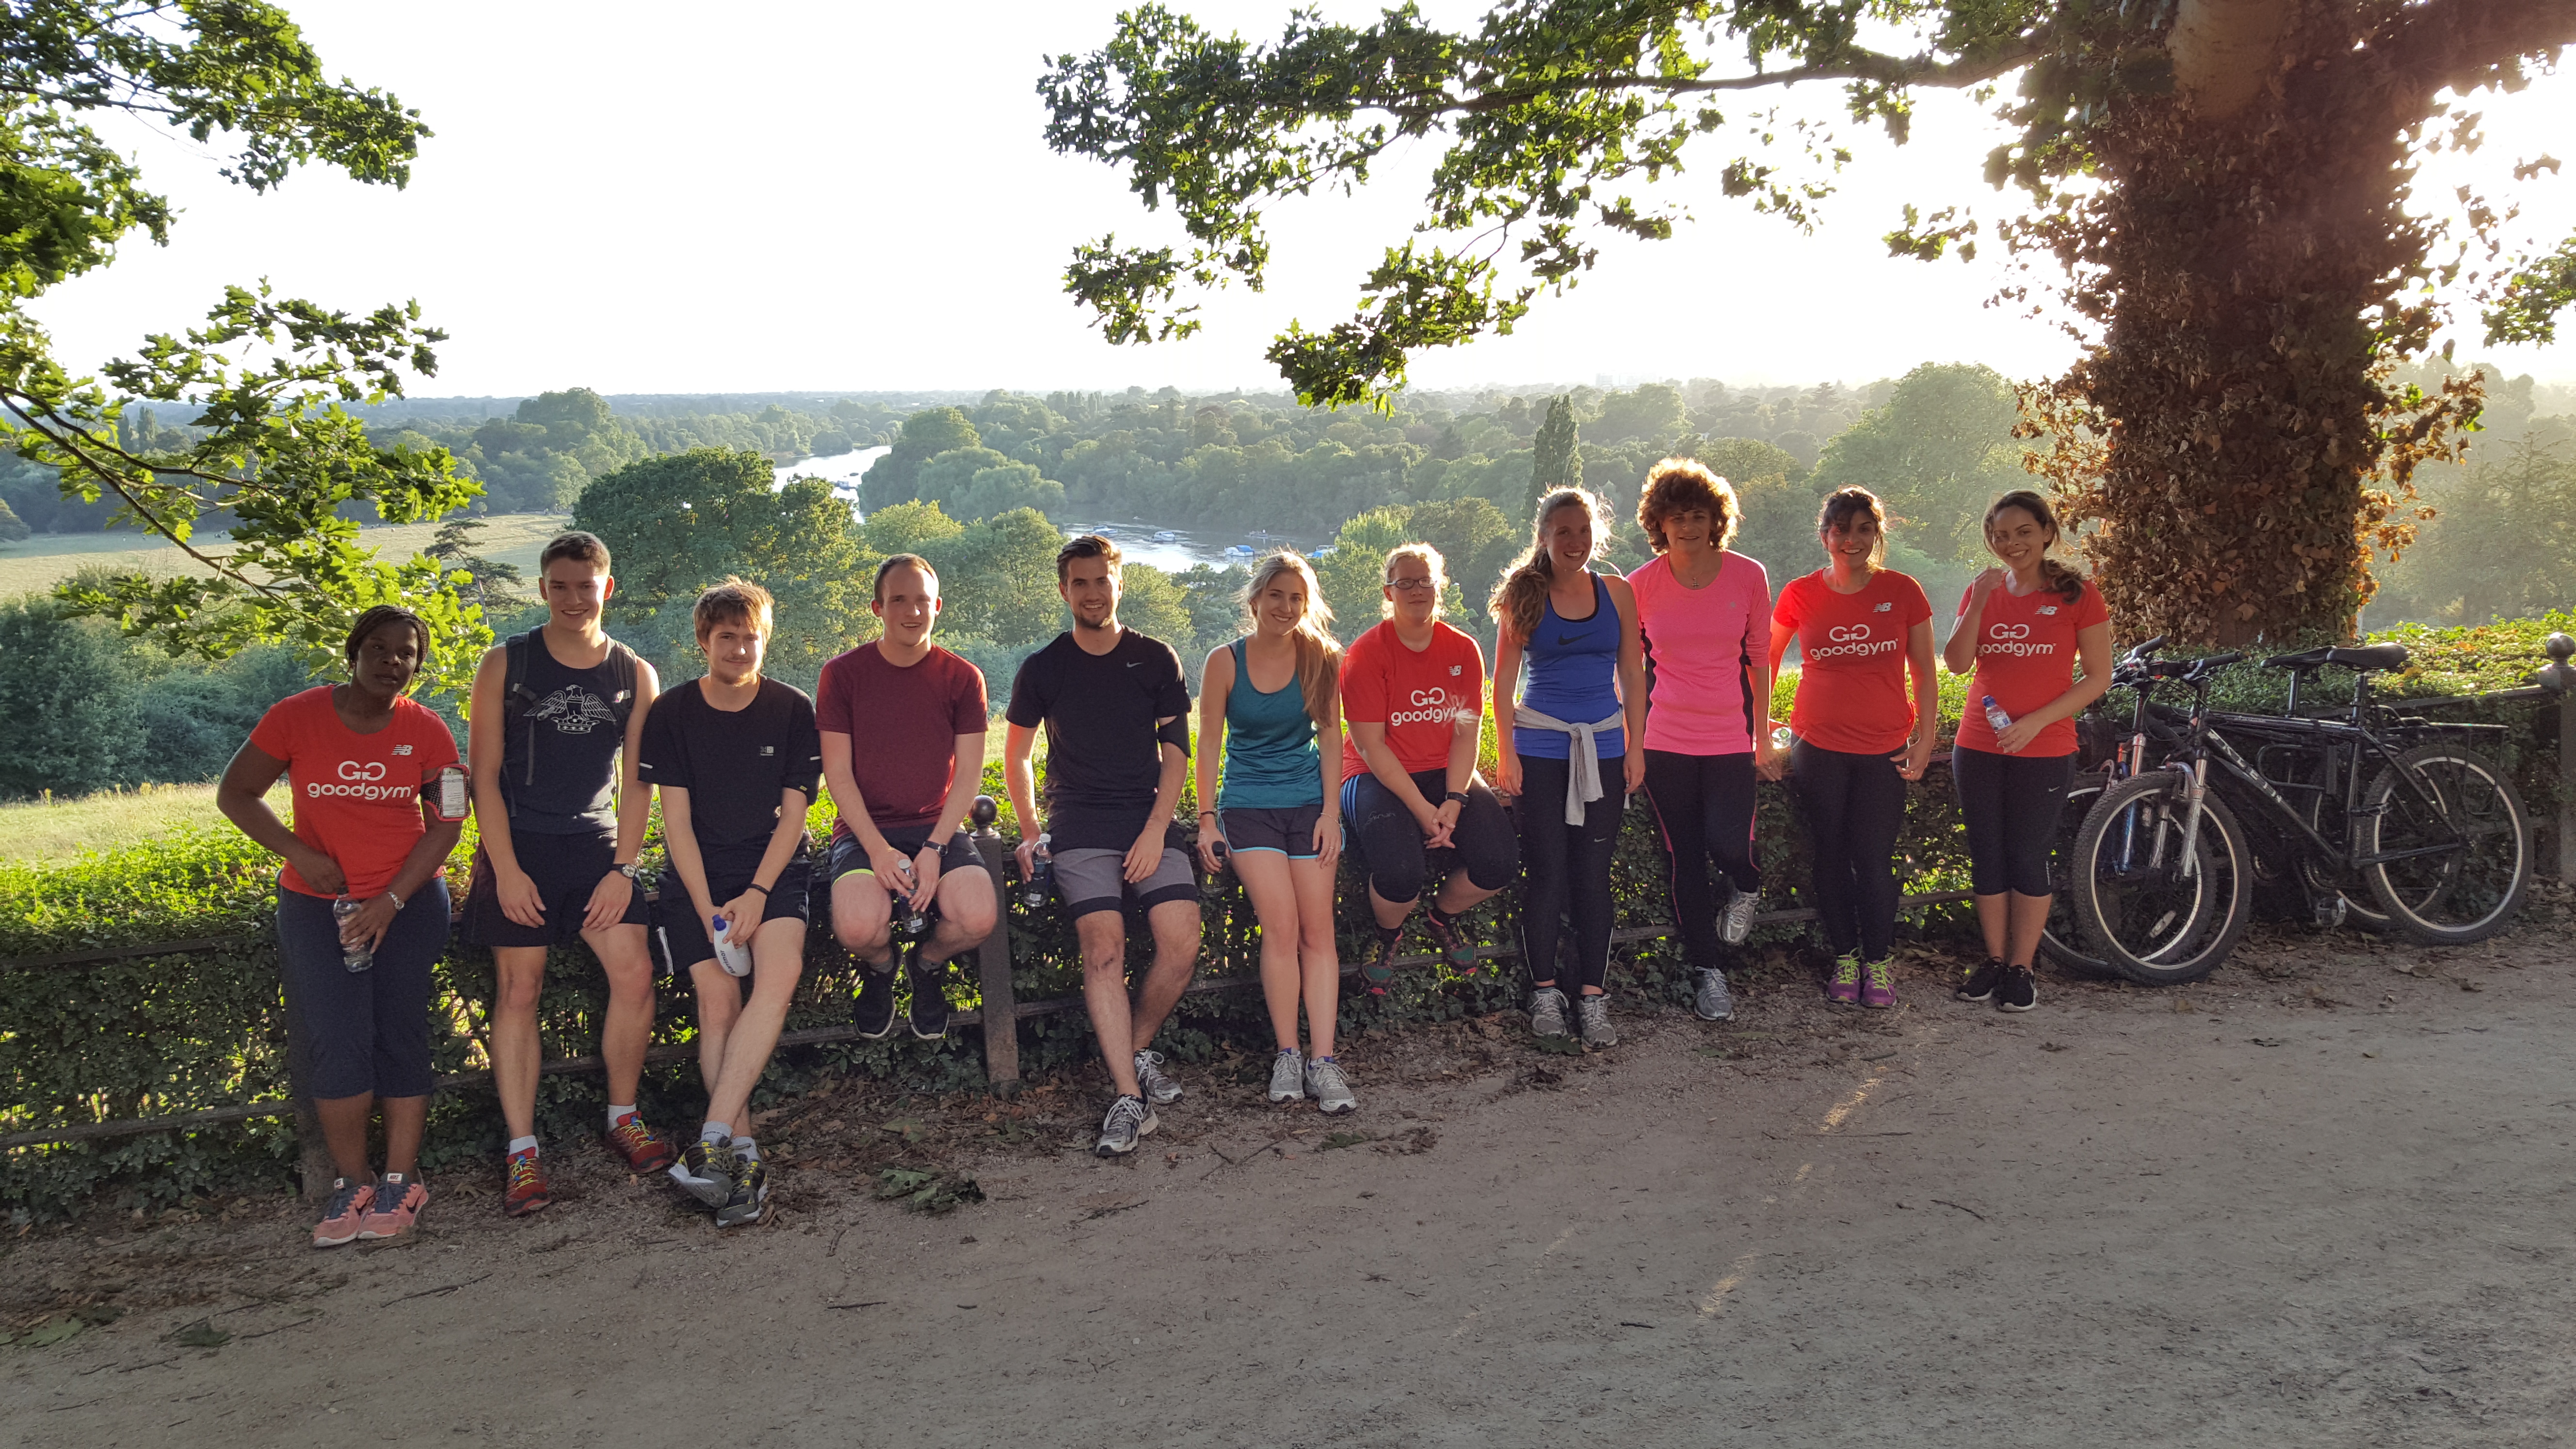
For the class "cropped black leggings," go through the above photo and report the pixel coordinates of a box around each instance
[1950,746,2076,898]
[1642,749,1760,972]
[1341,769,1519,907]
[1791,741,1908,961]
[1514,754,1625,994]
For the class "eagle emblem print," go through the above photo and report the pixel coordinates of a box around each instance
[529,685,620,733]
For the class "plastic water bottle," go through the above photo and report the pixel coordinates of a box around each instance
[1981,695,2016,737]
[332,896,373,973]
[710,914,752,977]
[1022,834,1054,911]
[1771,725,1794,753]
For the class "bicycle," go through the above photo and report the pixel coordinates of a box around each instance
[2069,633,2572,983]
[2035,635,2201,974]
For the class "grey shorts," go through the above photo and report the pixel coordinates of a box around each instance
[1220,803,1324,859]
[1053,846,1198,920]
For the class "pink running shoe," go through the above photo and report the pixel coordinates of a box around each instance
[358,1173,428,1240]
[1825,952,1862,1005]
[312,1177,374,1249]
[1860,957,1898,1010]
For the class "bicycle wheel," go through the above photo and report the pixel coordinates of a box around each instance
[2298,788,2389,933]
[2037,771,2115,973]
[2360,742,2529,945]
[2070,772,2254,985]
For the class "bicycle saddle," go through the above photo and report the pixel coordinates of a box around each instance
[2261,642,2409,673]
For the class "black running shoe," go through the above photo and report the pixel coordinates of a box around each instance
[715,1154,768,1228]
[1957,958,2003,1002]
[908,960,950,1042]
[853,965,898,1040]
[1997,965,2037,1013]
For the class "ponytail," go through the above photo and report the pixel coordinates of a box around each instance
[1984,488,2085,604]
[1491,487,1608,643]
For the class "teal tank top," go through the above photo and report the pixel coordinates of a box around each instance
[1216,637,1322,810]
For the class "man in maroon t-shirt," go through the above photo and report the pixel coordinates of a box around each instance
[817,554,998,1042]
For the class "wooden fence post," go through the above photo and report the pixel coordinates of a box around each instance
[2560,692,2575,883]
[968,803,1021,1095]
[277,986,336,1202]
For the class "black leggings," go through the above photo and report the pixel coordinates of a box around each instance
[1791,741,1908,961]
[1950,746,2075,898]
[1642,749,1760,971]
[1514,754,1625,994]
[1342,769,1519,907]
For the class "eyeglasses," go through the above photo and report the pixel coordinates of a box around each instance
[1386,577,1439,593]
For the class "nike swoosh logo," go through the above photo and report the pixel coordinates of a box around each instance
[1555,633,1583,645]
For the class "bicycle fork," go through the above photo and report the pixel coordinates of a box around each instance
[2136,759,2210,883]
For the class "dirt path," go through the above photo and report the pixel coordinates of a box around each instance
[7,915,2573,1447]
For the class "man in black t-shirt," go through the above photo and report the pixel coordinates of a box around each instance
[636,580,822,1228]
[1005,535,1200,1158]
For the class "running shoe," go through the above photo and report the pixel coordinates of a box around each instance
[1860,957,1898,1010]
[606,1112,676,1173]
[1577,994,1618,1048]
[669,1139,731,1208]
[1133,1049,1184,1106]
[1305,1057,1357,1116]
[1826,951,1863,1004]
[1720,885,1761,946]
[908,960,950,1042]
[1267,1048,1305,1104]
[1420,909,1480,973]
[357,1173,426,1241]
[853,965,899,1040]
[1957,958,2002,1003]
[1094,1094,1157,1157]
[501,1152,551,1218]
[1358,927,1401,995]
[1528,986,1571,1038]
[312,1177,374,1249]
[1694,967,1735,1021]
[715,1153,768,1228]
[1998,965,2038,1013]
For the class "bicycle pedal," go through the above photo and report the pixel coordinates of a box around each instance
[2310,894,2348,929]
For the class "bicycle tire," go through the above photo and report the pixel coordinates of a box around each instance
[2360,742,2529,945]
[2037,772,2115,973]
[2070,772,2254,985]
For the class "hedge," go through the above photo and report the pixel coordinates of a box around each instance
[4,612,2564,1223]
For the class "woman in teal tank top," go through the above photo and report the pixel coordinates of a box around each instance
[1192,552,1356,1115]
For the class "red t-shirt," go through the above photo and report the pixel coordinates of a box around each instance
[1952,578,2111,757]
[247,687,460,900]
[1774,569,1932,755]
[814,642,988,834]
[1339,620,1484,779]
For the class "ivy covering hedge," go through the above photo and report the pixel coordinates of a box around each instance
[5,613,2564,1222]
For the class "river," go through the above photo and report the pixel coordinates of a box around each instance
[773,444,1310,573]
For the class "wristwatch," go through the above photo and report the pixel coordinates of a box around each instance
[386,889,407,912]
[1444,790,1471,805]
[614,862,640,882]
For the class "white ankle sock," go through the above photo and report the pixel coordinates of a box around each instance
[507,1135,538,1157]
[608,1103,637,1128]
[700,1121,731,1146]
[732,1137,759,1162]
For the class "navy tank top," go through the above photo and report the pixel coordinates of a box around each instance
[1513,572,1624,761]
[499,632,635,835]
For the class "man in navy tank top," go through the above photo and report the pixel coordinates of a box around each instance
[464,531,675,1217]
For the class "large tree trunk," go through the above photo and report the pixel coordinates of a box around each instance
[2043,0,2509,646]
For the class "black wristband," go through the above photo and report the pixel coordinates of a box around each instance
[1444,790,1470,805]
[744,882,771,896]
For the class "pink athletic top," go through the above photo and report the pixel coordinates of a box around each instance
[1629,550,1771,756]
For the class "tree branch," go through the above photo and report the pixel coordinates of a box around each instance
[1418,37,2051,117]
[0,397,285,599]
[2383,0,2576,97]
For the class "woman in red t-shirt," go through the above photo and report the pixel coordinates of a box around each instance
[1767,488,1935,1009]
[1938,490,2113,1014]
[217,607,465,1248]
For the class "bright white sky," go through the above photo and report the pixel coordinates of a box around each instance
[31,2,2576,400]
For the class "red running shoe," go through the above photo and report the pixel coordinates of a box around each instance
[606,1112,677,1173]
[1419,910,1480,974]
[502,1151,552,1217]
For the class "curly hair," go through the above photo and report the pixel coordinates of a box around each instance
[1635,457,1740,554]
[1817,487,1889,570]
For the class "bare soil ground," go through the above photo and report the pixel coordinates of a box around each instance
[7,901,2574,1448]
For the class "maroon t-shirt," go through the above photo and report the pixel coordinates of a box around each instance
[814,642,988,835]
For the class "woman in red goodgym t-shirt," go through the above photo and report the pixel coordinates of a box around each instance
[218,607,465,1249]
[1938,489,2113,1014]
[1767,488,1935,1009]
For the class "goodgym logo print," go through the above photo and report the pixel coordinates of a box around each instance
[308,758,412,802]
[1984,621,2055,657]
[1808,623,1898,660]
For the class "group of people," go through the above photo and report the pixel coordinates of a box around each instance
[215,461,2112,1249]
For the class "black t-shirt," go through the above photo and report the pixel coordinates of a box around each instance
[637,677,822,859]
[1006,628,1189,852]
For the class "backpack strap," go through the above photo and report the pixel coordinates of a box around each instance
[603,639,639,729]
[499,630,539,815]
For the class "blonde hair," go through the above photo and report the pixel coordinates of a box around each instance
[1238,551,1343,727]
[1380,543,1447,618]
[1490,487,1608,644]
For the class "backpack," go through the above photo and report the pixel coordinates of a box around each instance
[498,629,640,817]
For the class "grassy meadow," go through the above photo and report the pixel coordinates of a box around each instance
[0,511,572,601]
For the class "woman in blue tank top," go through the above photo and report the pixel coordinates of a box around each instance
[1489,487,1648,1046]
[1193,552,1356,1114]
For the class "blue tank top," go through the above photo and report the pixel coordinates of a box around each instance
[1216,637,1322,810]
[1513,572,1624,761]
